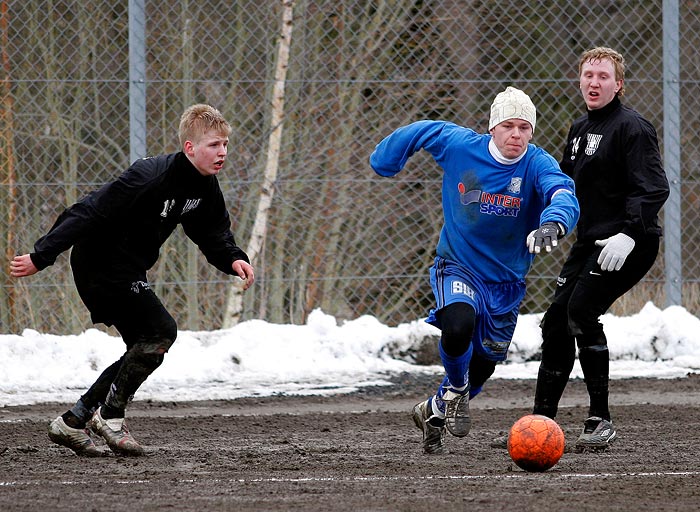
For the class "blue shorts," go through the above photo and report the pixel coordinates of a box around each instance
[426,256,526,361]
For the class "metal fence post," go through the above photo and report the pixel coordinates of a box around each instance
[129,0,147,163]
[663,0,682,306]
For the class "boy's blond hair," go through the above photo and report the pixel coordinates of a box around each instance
[178,104,231,146]
[578,47,626,97]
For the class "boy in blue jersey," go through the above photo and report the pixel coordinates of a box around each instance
[370,87,580,454]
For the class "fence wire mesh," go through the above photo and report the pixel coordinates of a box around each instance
[1,0,699,334]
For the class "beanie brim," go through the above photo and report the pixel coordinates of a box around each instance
[489,86,537,132]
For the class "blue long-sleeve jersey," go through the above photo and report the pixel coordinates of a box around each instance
[370,120,580,283]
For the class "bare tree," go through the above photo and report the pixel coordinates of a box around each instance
[0,0,18,332]
[223,0,295,327]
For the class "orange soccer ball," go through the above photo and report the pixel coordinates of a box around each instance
[507,414,565,472]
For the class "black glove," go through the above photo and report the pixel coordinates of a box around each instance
[526,222,561,254]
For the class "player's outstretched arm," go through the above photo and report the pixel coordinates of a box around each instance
[232,259,255,290]
[369,120,446,177]
[10,254,39,278]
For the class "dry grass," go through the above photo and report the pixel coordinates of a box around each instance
[608,281,700,317]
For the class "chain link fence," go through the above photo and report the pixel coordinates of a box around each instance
[1,0,699,334]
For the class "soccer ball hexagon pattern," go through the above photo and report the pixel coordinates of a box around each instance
[507,414,565,472]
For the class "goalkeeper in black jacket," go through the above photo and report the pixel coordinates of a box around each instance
[10,104,255,456]
[531,47,669,452]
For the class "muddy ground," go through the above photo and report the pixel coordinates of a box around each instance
[2,373,700,511]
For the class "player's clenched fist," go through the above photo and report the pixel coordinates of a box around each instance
[232,259,255,290]
[10,254,38,278]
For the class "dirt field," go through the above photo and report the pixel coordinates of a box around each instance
[2,373,700,511]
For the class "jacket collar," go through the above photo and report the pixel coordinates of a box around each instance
[586,95,621,121]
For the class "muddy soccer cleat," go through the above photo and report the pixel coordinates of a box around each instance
[88,407,145,456]
[440,388,471,437]
[490,432,509,449]
[412,400,446,455]
[574,416,617,452]
[48,416,103,457]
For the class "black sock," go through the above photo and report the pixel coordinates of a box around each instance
[533,365,570,419]
[100,403,125,420]
[579,345,610,420]
[61,411,85,429]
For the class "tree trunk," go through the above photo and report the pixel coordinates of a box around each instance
[223,0,295,328]
[0,0,18,332]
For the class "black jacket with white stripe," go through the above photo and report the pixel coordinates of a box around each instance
[560,96,669,244]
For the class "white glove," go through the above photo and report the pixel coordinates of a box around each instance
[595,233,635,271]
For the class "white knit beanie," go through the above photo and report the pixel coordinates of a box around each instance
[489,86,536,132]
